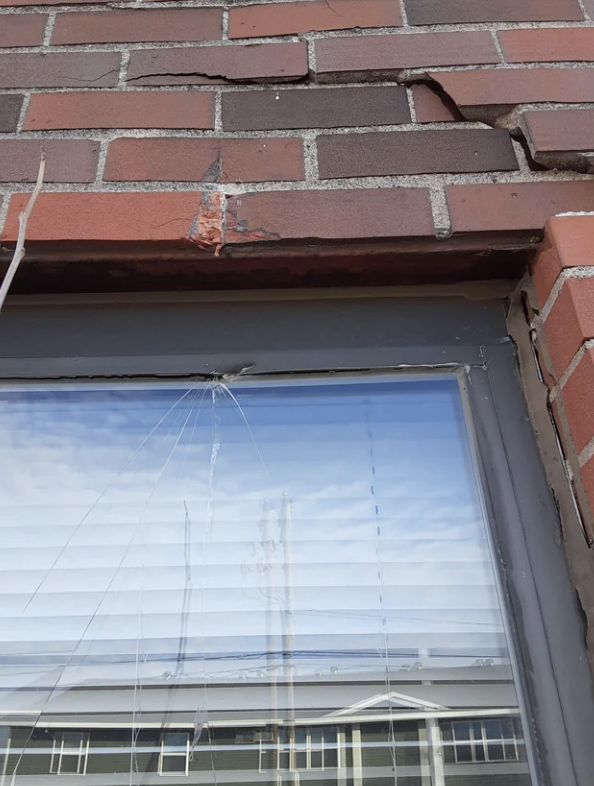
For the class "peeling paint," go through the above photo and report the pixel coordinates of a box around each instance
[187,191,224,255]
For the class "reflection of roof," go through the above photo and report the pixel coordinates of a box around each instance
[326,690,446,717]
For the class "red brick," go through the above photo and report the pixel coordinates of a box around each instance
[411,85,458,123]
[226,188,434,243]
[533,216,594,308]
[127,43,307,86]
[317,129,517,179]
[499,28,594,62]
[431,68,594,106]
[315,32,498,80]
[0,14,46,46]
[52,8,222,45]
[447,181,594,234]
[104,138,304,183]
[222,86,410,131]
[405,0,583,24]
[1,192,220,246]
[229,0,401,38]
[0,52,119,89]
[543,278,594,376]
[561,349,594,455]
[24,92,213,130]
[0,0,111,5]
[524,110,594,155]
[0,140,98,183]
[581,454,594,518]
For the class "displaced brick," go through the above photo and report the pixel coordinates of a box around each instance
[524,109,594,154]
[0,95,23,133]
[0,192,221,247]
[315,32,498,81]
[127,43,307,86]
[222,86,410,131]
[405,0,583,24]
[544,278,594,376]
[431,68,594,106]
[0,14,47,46]
[0,52,119,89]
[52,8,222,45]
[447,181,594,233]
[0,140,98,182]
[533,216,594,307]
[411,85,458,123]
[499,28,594,62]
[317,129,518,179]
[24,91,214,130]
[104,138,304,183]
[226,188,434,243]
[561,349,594,455]
[229,0,401,38]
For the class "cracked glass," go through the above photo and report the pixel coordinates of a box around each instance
[0,374,535,785]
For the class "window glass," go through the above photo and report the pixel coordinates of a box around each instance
[0,376,534,784]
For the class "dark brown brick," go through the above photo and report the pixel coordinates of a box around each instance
[24,91,213,130]
[317,129,518,178]
[127,43,307,86]
[499,28,594,62]
[0,140,98,183]
[405,0,583,24]
[0,95,23,133]
[432,68,594,106]
[0,52,119,89]
[315,32,498,81]
[104,138,304,183]
[0,14,47,46]
[411,85,458,123]
[447,181,594,234]
[524,109,594,154]
[226,188,434,243]
[52,8,222,45]
[229,0,401,38]
[222,86,409,131]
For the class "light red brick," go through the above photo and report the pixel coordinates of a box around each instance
[0,52,119,89]
[543,278,594,376]
[561,348,594,455]
[447,181,594,234]
[524,109,594,155]
[1,192,220,245]
[104,138,304,183]
[411,84,458,123]
[533,215,594,308]
[499,28,594,62]
[431,68,594,106]
[24,91,214,130]
[52,8,222,45]
[315,32,498,80]
[0,14,47,46]
[226,189,434,243]
[229,0,401,38]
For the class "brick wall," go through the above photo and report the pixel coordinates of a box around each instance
[0,0,593,259]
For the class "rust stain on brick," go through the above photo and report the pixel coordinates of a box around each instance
[188,190,224,255]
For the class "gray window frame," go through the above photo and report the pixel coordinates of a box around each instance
[0,293,592,786]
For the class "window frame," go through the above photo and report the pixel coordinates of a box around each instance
[49,732,90,776]
[452,719,520,764]
[0,292,592,786]
[158,732,190,777]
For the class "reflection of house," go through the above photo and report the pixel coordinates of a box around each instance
[0,671,531,785]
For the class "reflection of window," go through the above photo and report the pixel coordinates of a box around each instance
[260,727,339,772]
[453,719,519,763]
[50,732,89,775]
[159,732,189,776]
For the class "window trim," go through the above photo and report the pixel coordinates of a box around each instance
[0,293,592,786]
[158,732,190,777]
[452,719,520,764]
